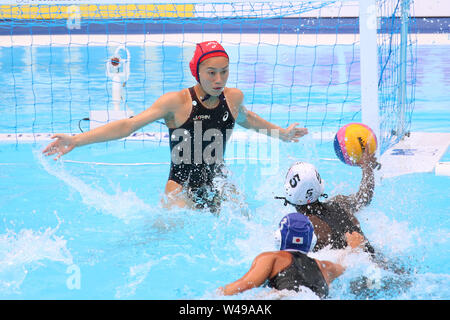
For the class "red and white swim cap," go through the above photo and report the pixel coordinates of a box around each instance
[189,41,229,82]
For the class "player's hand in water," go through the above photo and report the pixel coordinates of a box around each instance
[345,231,366,250]
[280,123,308,142]
[42,134,76,160]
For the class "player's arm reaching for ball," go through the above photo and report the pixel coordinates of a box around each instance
[229,88,308,142]
[332,147,378,214]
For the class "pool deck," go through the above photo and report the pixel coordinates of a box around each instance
[0,15,449,46]
[379,132,450,178]
[0,32,449,46]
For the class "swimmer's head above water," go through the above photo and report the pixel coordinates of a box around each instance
[276,162,327,207]
[190,41,229,100]
[274,212,317,253]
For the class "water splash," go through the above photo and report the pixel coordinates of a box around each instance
[115,260,154,299]
[34,149,154,224]
[115,251,201,299]
[359,209,419,254]
[0,212,72,294]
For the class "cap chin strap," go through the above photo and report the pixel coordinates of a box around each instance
[274,194,328,207]
[195,83,212,102]
[201,94,211,102]
[274,196,296,207]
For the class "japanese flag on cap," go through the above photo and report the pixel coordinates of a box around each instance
[292,236,303,244]
[274,212,317,254]
[189,41,229,82]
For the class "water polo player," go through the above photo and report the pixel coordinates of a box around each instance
[276,148,378,255]
[42,41,308,212]
[218,212,366,298]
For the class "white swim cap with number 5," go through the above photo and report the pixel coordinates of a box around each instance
[284,162,325,206]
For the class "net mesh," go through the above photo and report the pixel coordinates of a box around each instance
[0,1,416,154]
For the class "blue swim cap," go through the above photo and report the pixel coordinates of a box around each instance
[274,213,316,253]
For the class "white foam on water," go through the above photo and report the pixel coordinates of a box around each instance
[396,273,450,300]
[203,286,321,300]
[358,209,419,255]
[0,214,73,294]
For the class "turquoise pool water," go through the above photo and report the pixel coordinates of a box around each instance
[0,44,448,300]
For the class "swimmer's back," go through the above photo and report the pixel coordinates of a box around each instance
[267,251,329,298]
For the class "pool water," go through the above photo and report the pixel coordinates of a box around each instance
[0,44,449,300]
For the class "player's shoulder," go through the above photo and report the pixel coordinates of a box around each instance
[224,87,244,103]
[162,88,190,101]
[328,194,349,205]
[256,250,289,261]
[325,195,356,215]
[158,88,191,109]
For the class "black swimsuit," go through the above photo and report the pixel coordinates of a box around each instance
[168,87,235,211]
[307,201,376,255]
[268,251,329,298]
